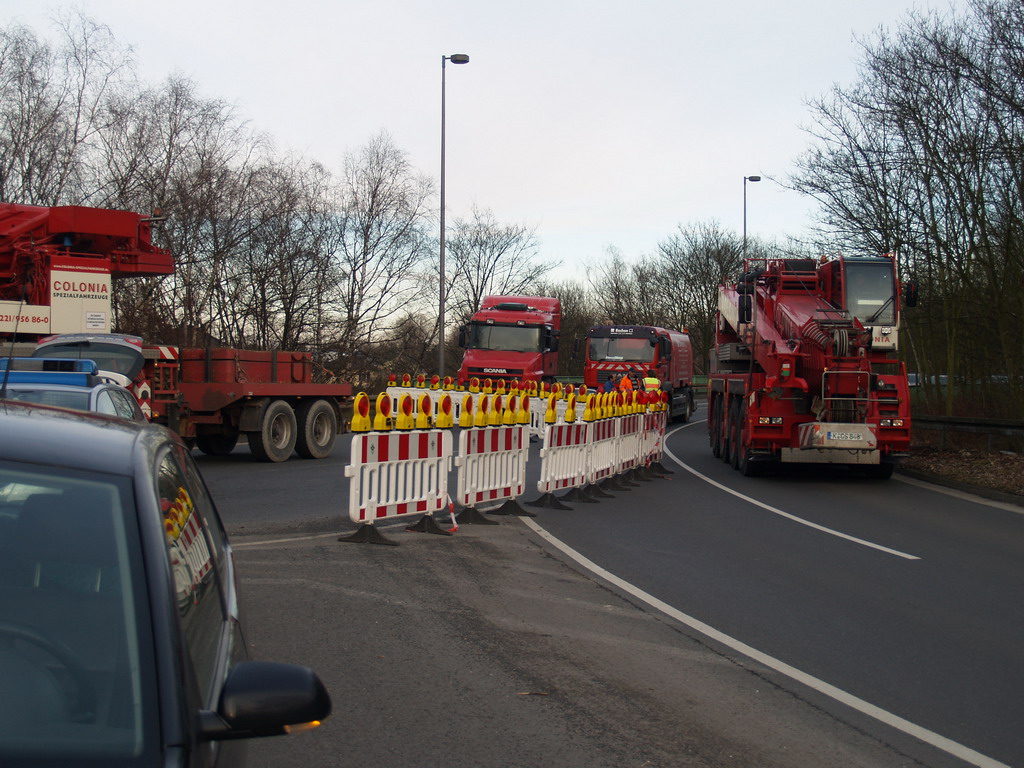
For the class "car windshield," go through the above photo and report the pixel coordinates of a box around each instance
[588,337,655,363]
[0,462,158,766]
[1,387,91,411]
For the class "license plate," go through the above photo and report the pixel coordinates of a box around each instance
[827,431,861,441]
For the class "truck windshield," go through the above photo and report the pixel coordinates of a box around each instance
[588,337,655,363]
[467,323,542,353]
[844,261,896,325]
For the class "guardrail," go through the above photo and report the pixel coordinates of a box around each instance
[912,415,1024,452]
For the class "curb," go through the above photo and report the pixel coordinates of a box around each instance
[896,466,1024,508]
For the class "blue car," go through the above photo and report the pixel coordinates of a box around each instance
[0,402,331,766]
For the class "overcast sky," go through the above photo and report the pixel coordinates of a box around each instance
[6,0,965,277]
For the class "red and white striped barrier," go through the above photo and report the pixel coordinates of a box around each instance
[586,418,620,486]
[344,429,453,524]
[615,412,645,475]
[535,422,590,494]
[454,424,529,512]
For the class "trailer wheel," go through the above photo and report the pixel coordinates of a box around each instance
[247,399,297,462]
[196,430,239,456]
[295,399,338,459]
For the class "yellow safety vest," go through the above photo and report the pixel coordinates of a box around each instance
[643,377,660,391]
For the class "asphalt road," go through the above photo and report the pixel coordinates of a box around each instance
[197,410,1024,768]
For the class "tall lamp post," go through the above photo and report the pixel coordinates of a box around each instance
[743,175,761,257]
[439,53,470,378]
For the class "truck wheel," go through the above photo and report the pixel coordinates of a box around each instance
[295,399,338,459]
[729,401,743,469]
[196,430,239,456]
[247,399,297,462]
[720,398,732,464]
[710,395,723,458]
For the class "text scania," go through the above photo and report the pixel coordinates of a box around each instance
[52,280,109,297]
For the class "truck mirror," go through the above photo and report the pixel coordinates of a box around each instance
[903,279,919,308]
[457,326,468,348]
[547,331,559,353]
[572,337,581,360]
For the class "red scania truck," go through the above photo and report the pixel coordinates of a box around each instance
[457,295,561,385]
[581,324,695,422]
[707,254,914,477]
[0,202,351,461]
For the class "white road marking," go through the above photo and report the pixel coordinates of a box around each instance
[521,516,1011,768]
[662,422,920,560]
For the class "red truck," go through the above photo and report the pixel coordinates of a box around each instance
[1,202,351,461]
[580,324,695,422]
[707,254,914,477]
[457,295,561,386]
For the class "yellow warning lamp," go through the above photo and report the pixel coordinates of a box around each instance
[373,393,393,431]
[395,394,415,430]
[437,394,454,428]
[351,392,372,432]
[459,394,474,427]
[416,393,433,429]
[474,395,490,427]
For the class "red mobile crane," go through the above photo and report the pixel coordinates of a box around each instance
[1,202,351,461]
[580,324,695,422]
[707,254,915,478]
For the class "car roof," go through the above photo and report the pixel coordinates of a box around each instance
[0,399,172,476]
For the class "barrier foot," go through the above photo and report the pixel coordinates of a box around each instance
[406,514,454,536]
[457,506,500,525]
[618,472,643,487]
[624,468,652,483]
[525,493,571,511]
[649,461,674,475]
[560,486,599,504]
[599,476,632,492]
[491,499,538,517]
[337,523,399,546]
[636,466,666,480]
[583,483,615,499]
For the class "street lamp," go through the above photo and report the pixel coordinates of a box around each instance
[439,53,470,378]
[743,175,761,257]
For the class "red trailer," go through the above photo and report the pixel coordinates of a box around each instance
[1,202,351,461]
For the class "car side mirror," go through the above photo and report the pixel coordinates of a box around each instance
[198,661,332,741]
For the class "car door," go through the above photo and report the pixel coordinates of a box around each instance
[155,443,245,767]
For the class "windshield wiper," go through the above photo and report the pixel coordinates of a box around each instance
[865,295,895,324]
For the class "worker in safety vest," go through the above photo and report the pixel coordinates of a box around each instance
[617,373,634,392]
[642,369,661,392]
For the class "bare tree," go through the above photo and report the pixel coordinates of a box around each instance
[657,221,746,374]
[442,205,553,326]
[792,0,1024,416]
[325,131,435,380]
[0,13,132,205]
